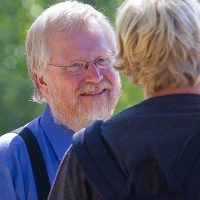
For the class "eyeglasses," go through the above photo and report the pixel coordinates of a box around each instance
[49,54,115,75]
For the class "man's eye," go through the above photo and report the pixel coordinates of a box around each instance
[96,56,115,66]
[96,58,108,65]
[69,62,85,68]
[64,62,85,74]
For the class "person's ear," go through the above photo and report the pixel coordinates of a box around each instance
[33,71,49,98]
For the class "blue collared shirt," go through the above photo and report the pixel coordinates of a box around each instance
[0,105,73,200]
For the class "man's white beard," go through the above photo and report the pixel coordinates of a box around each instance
[51,94,117,132]
[49,82,121,132]
[55,100,112,131]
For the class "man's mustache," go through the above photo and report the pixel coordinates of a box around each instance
[77,81,112,95]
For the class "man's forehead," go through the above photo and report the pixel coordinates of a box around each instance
[49,30,111,60]
[63,49,112,61]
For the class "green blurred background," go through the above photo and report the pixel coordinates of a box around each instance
[0,0,143,135]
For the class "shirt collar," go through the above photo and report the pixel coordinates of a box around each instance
[40,105,73,160]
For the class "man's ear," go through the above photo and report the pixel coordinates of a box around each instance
[33,71,49,97]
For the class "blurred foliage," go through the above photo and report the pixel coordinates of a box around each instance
[0,0,143,135]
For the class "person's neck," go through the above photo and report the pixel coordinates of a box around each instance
[145,84,200,99]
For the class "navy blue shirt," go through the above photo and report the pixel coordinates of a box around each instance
[0,105,73,200]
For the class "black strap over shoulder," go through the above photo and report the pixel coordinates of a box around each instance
[174,130,200,199]
[73,120,127,200]
[19,127,50,200]
[174,130,200,184]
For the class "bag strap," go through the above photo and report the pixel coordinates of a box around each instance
[174,130,200,184]
[73,120,127,200]
[19,127,51,200]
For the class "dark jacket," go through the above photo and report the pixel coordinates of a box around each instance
[49,94,200,200]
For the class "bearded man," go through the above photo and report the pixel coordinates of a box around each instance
[0,1,121,200]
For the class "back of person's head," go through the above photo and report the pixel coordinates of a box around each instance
[26,1,116,103]
[115,0,200,94]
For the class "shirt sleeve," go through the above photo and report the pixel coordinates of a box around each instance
[0,136,22,200]
[0,155,17,200]
[0,133,38,200]
[48,147,104,200]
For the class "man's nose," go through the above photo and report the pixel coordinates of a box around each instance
[84,62,103,83]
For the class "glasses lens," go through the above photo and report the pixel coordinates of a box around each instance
[65,61,86,74]
[95,54,115,69]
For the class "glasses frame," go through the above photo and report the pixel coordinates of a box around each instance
[49,53,115,75]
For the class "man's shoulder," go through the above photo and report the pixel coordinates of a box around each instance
[0,115,41,152]
[49,147,104,200]
[0,126,28,160]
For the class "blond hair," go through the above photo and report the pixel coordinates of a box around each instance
[26,1,116,103]
[115,0,200,94]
